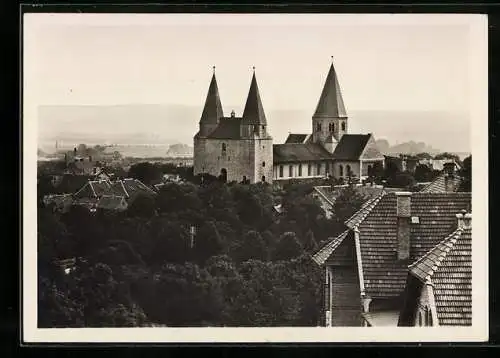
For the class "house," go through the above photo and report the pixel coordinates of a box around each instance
[384,155,419,173]
[420,162,464,193]
[272,61,385,183]
[419,158,461,172]
[398,213,472,326]
[42,194,73,213]
[96,195,128,212]
[311,191,471,327]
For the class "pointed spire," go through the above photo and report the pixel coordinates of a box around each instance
[242,67,267,125]
[314,60,347,118]
[200,67,224,124]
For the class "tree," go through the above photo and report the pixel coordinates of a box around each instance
[434,152,460,163]
[272,232,304,261]
[127,193,156,218]
[232,230,268,262]
[415,152,433,160]
[303,230,318,253]
[458,155,471,192]
[128,162,163,185]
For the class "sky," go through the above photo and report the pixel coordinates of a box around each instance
[24,13,487,151]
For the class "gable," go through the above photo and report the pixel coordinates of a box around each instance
[360,135,384,160]
[332,134,371,161]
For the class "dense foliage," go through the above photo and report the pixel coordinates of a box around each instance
[38,180,363,327]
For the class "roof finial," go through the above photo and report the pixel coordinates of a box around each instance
[213,65,216,74]
[252,66,255,73]
[331,55,334,64]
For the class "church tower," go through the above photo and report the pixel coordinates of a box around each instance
[240,67,269,139]
[198,66,224,137]
[312,58,348,153]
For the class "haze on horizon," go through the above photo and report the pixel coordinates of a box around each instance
[24,13,482,153]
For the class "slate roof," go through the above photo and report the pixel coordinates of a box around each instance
[420,173,464,193]
[285,134,309,144]
[409,226,472,326]
[207,118,242,139]
[200,72,224,125]
[357,192,471,299]
[311,230,350,266]
[242,72,267,125]
[314,62,348,118]
[273,143,333,164]
[332,134,371,161]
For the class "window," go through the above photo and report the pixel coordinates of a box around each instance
[279,165,283,177]
[424,307,433,326]
[316,122,321,132]
[262,125,265,131]
[339,164,344,176]
[317,163,321,176]
[262,161,265,167]
[298,164,302,176]
[289,165,293,177]
[341,122,346,131]
[262,176,266,182]
[221,143,227,155]
[329,123,334,133]
[308,164,312,176]
[346,164,351,177]
[326,162,330,173]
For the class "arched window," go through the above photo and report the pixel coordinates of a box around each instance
[262,161,265,167]
[329,123,335,133]
[289,165,293,177]
[346,164,352,177]
[316,122,322,132]
[317,163,321,176]
[279,165,284,177]
[308,164,312,176]
[339,164,344,177]
[298,164,302,176]
[341,122,346,131]
[221,143,227,155]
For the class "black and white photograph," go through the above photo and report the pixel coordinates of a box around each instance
[23,12,488,342]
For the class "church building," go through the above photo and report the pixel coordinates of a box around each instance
[193,67,273,184]
[272,59,385,183]
[193,59,385,184]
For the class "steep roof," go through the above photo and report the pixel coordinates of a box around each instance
[207,118,242,139]
[314,62,348,118]
[409,226,472,326]
[332,134,371,161]
[420,173,464,193]
[273,143,332,164]
[357,192,471,299]
[285,133,309,144]
[242,71,267,125]
[200,71,224,125]
[312,230,350,266]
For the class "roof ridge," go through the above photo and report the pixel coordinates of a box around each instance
[345,191,386,229]
[409,227,463,282]
[311,229,350,266]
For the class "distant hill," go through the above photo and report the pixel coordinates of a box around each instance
[166,143,193,157]
[37,104,470,153]
[375,139,440,156]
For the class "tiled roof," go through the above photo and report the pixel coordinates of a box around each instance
[409,227,472,326]
[420,173,464,193]
[311,230,350,266]
[313,184,386,212]
[285,134,309,144]
[357,192,471,298]
[74,179,156,200]
[273,143,332,164]
[345,192,385,230]
[97,195,128,211]
[332,134,371,161]
[207,118,241,139]
[314,63,347,118]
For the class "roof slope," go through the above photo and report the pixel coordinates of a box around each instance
[314,63,347,118]
[420,173,464,193]
[409,227,472,326]
[311,230,350,266]
[273,143,332,164]
[357,192,471,298]
[285,134,309,144]
[200,72,224,124]
[97,195,128,210]
[207,118,242,139]
[332,134,371,161]
[242,72,267,125]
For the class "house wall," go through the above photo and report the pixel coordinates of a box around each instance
[273,161,331,180]
[325,236,362,326]
[332,161,360,180]
[360,158,385,177]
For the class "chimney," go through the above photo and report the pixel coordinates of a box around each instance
[396,192,412,261]
[74,147,77,156]
[443,162,455,176]
[456,210,472,229]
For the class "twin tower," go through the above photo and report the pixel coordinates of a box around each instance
[193,61,350,184]
[193,67,273,184]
